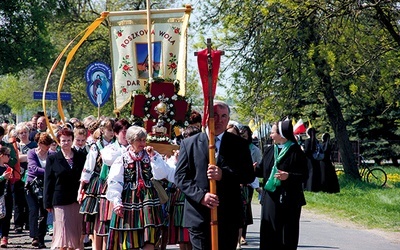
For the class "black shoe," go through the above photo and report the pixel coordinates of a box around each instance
[84,239,92,247]
[37,243,46,249]
[32,239,40,247]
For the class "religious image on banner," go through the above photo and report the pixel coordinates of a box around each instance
[108,6,191,112]
[84,62,113,107]
[136,42,161,79]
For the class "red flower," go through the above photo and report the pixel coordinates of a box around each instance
[170,62,177,69]
[174,28,180,34]
[126,55,129,59]
[123,64,130,71]
[122,87,127,93]
[169,53,173,56]
[117,31,122,37]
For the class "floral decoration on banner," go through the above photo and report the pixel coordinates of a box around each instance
[115,29,124,39]
[167,53,178,75]
[119,55,133,77]
[172,26,181,35]
[120,86,128,95]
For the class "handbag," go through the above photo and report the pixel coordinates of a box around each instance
[0,180,8,219]
[30,177,44,200]
[151,178,168,204]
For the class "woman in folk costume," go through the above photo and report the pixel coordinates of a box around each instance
[92,118,130,244]
[106,125,174,250]
[255,119,308,250]
[78,118,115,250]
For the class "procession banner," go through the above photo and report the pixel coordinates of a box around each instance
[108,7,191,112]
[84,62,113,107]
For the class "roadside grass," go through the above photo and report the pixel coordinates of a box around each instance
[304,167,400,232]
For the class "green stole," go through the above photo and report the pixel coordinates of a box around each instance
[264,140,294,192]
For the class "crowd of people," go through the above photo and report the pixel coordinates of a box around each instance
[0,104,340,250]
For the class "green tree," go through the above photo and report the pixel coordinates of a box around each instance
[0,1,180,121]
[0,0,69,75]
[0,73,43,116]
[194,1,400,176]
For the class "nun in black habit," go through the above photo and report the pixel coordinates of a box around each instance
[255,119,308,250]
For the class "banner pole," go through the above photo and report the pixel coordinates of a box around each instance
[146,0,153,80]
[195,39,224,250]
[206,38,218,250]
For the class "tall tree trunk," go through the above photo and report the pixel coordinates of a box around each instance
[312,48,360,179]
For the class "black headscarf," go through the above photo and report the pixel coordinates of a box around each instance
[278,119,296,143]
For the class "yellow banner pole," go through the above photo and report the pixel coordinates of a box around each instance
[43,12,109,142]
[56,12,110,123]
[43,32,85,143]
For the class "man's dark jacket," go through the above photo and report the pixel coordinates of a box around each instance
[175,131,254,230]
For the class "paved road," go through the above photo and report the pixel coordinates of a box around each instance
[5,203,400,249]
[241,203,400,250]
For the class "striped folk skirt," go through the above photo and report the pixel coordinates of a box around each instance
[107,184,163,249]
[96,180,113,236]
[80,172,101,234]
[166,184,190,244]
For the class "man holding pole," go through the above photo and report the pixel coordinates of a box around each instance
[175,101,254,250]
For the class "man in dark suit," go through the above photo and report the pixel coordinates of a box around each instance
[175,101,255,250]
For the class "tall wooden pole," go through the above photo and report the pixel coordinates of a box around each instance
[206,38,218,250]
[195,38,223,250]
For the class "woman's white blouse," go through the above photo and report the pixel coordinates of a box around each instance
[80,139,113,182]
[80,144,99,183]
[106,147,174,206]
[101,141,128,166]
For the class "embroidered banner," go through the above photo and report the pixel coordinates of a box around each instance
[109,7,191,112]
